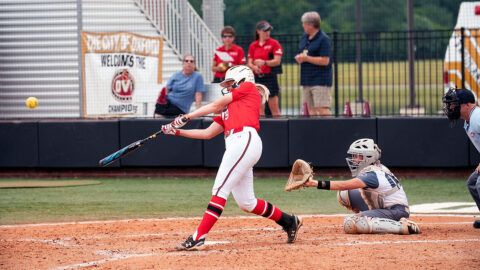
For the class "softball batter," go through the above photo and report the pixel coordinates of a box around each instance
[162,66,302,250]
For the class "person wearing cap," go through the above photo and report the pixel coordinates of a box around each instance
[442,87,480,229]
[211,26,246,83]
[295,11,332,116]
[247,21,283,117]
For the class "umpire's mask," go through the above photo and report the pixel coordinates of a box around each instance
[442,88,475,127]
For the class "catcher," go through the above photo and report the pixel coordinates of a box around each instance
[286,138,420,235]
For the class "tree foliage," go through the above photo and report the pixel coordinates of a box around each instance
[189,0,463,35]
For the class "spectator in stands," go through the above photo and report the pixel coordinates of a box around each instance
[212,26,246,83]
[295,11,332,116]
[248,21,283,117]
[154,55,205,118]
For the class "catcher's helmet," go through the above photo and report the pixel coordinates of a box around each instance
[346,138,381,177]
[219,65,254,93]
[442,87,475,126]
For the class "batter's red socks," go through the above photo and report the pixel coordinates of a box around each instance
[250,199,283,221]
[193,195,226,241]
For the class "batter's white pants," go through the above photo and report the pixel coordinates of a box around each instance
[212,127,262,212]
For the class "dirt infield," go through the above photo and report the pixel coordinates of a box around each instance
[1,215,479,270]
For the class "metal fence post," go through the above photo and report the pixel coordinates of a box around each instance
[461,27,465,89]
[180,0,190,55]
[76,0,83,117]
[407,0,416,108]
[356,0,363,103]
[333,30,339,117]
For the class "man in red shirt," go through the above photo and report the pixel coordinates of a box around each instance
[162,66,302,250]
[211,26,246,83]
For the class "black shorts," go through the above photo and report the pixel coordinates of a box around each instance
[212,77,225,83]
[255,73,279,97]
[154,101,185,117]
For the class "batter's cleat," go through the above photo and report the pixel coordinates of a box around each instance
[473,219,480,229]
[174,235,205,251]
[400,218,420,234]
[284,215,303,243]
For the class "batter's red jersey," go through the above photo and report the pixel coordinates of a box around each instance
[248,38,283,75]
[213,44,246,78]
[213,81,260,135]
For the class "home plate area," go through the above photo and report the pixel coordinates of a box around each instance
[0,215,479,269]
[410,202,478,214]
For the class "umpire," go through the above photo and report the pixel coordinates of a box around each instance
[443,88,480,229]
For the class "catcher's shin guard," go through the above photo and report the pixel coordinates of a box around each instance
[343,215,359,234]
[344,215,420,235]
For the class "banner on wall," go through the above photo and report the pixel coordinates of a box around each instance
[81,31,163,117]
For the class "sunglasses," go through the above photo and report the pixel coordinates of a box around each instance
[222,35,234,38]
[183,59,195,63]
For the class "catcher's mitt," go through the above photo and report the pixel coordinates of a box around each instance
[285,159,313,191]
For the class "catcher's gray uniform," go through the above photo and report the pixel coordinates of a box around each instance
[346,163,410,221]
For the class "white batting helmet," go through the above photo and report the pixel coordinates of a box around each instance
[346,138,381,177]
[220,65,254,89]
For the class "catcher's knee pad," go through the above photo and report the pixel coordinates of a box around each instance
[343,215,362,234]
[337,190,351,208]
[344,215,375,234]
[337,190,360,213]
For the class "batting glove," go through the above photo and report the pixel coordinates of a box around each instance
[161,124,177,135]
[171,114,190,129]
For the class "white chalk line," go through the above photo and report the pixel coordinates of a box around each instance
[50,238,480,269]
[52,253,155,270]
[2,216,477,269]
[2,221,473,246]
[1,213,477,229]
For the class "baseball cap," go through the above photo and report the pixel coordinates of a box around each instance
[256,21,273,31]
[456,88,475,104]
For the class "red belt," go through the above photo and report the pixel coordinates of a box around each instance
[225,127,244,137]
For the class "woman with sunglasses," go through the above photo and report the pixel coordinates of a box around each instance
[247,21,283,117]
[211,26,246,83]
[154,55,205,118]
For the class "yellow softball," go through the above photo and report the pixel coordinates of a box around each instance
[26,97,38,109]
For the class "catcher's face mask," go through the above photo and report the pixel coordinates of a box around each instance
[346,139,381,177]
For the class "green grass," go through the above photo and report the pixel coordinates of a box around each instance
[279,60,444,87]
[0,177,471,225]
[277,60,445,115]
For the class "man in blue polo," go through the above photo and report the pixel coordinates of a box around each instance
[295,11,332,116]
[443,88,480,229]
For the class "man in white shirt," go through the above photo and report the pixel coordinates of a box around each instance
[443,88,480,229]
